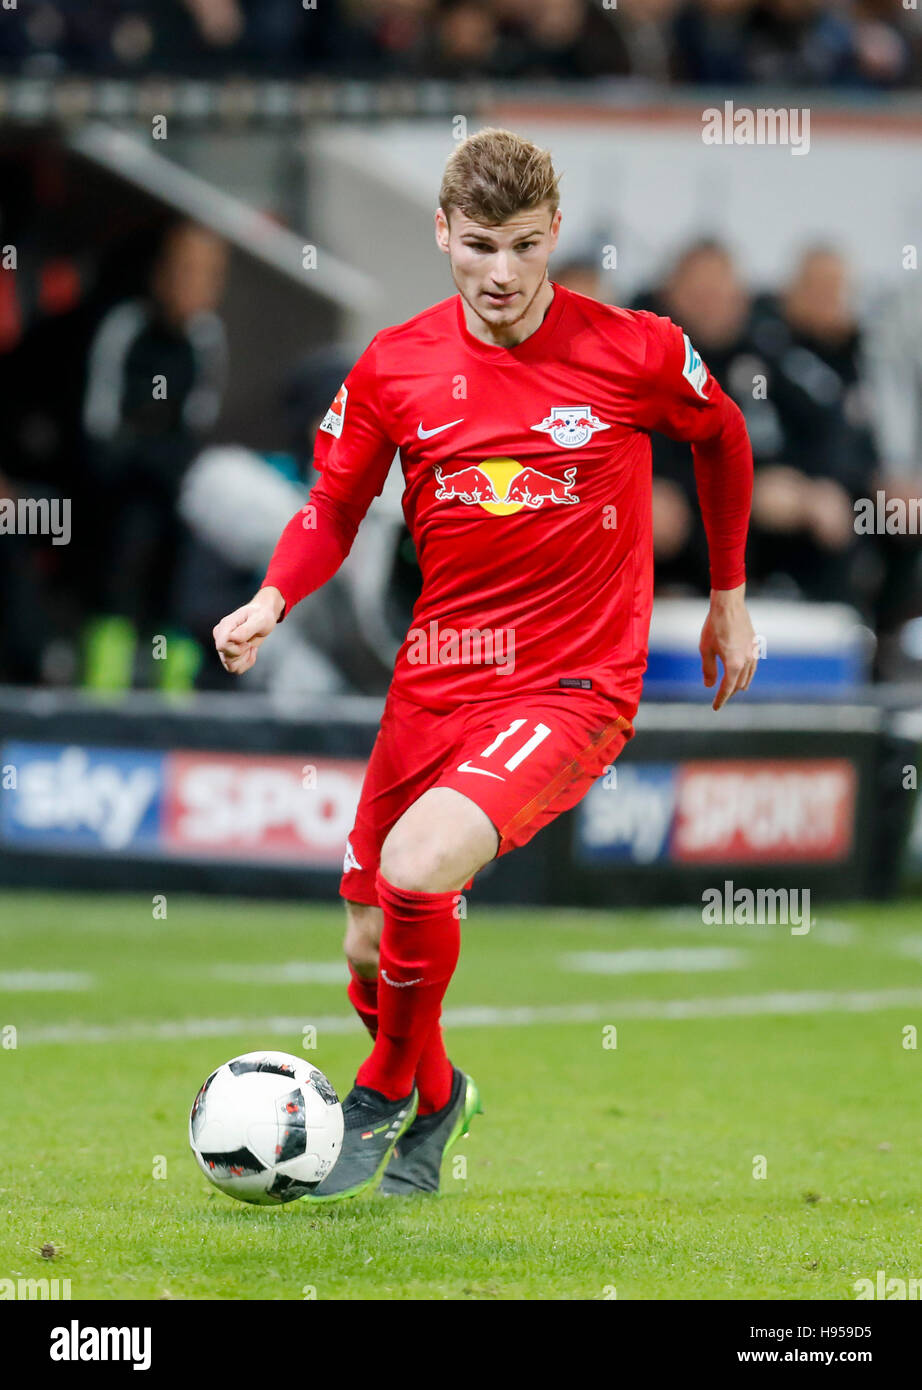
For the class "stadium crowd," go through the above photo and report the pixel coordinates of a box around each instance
[2,202,922,692]
[0,1,919,88]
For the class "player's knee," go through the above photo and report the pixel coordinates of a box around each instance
[343,903,381,977]
[379,830,452,893]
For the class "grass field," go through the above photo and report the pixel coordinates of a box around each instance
[1,889,921,1301]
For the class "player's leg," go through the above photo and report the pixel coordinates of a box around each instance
[343,900,382,1045]
[344,900,381,980]
[379,784,499,892]
[319,691,633,1202]
[355,785,496,1099]
[389,688,632,1126]
[311,789,495,1202]
[344,896,454,1110]
[336,690,459,1107]
[342,893,482,1197]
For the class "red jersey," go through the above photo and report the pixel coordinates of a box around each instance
[264,284,752,719]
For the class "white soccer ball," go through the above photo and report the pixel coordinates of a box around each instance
[189,1050,343,1204]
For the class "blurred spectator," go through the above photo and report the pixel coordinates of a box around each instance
[753,245,875,491]
[0,0,341,76]
[433,0,501,76]
[79,220,229,690]
[675,0,911,88]
[552,255,615,303]
[634,239,875,608]
[633,240,756,596]
[336,0,432,76]
[177,443,352,695]
[864,281,922,499]
[175,347,412,697]
[674,0,760,85]
[0,156,87,685]
[743,0,860,87]
[863,281,922,657]
[745,245,876,606]
[176,350,359,695]
[609,0,684,82]
[509,0,678,80]
[0,0,916,85]
[852,0,913,88]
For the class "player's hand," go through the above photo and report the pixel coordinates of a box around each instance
[213,587,285,676]
[699,584,759,711]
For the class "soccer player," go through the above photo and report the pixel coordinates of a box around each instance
[213,128,758,1200]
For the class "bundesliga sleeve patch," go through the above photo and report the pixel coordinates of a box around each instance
[682,334,710,400]
[319,384,348,438]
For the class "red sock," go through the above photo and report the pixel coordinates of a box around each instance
[348,965,452,1112]
[347,963,378,1038]
[415,1017,454,1115]
[356,870,460,1102]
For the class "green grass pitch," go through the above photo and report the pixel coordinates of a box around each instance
[1,890,921,1300]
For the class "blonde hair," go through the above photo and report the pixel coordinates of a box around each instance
[439,127,560,226]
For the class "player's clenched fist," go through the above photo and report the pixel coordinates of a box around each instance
[213,587,285,675]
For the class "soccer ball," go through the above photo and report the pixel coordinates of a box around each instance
[189,1050,343,1204]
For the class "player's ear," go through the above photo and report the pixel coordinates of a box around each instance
[549,208,562,247]
[434,208,450,255]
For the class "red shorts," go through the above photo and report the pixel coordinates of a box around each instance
[339,686,634,906]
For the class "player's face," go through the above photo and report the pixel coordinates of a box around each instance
[435,204,561,339]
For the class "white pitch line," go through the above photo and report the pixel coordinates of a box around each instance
[811,920,861,945]
[210,963,347,985]
[561,948,746,975]
[0,971,93,992]
[645,913,861,946]
[17,987,922,1046]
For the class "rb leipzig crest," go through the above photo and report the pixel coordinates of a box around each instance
[530,405,610,449]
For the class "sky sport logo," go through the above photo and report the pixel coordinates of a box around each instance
[701,100,811,157]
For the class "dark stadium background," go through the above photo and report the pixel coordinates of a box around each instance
[1,0,921,909]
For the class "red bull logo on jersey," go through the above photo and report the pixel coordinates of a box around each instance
[434,457,580,514]
[503,467,579,508]
[433,465,497,505]
[530,405,610,449]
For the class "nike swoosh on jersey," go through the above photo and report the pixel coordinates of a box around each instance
[417,418,464,439]
[456,760,506,780]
